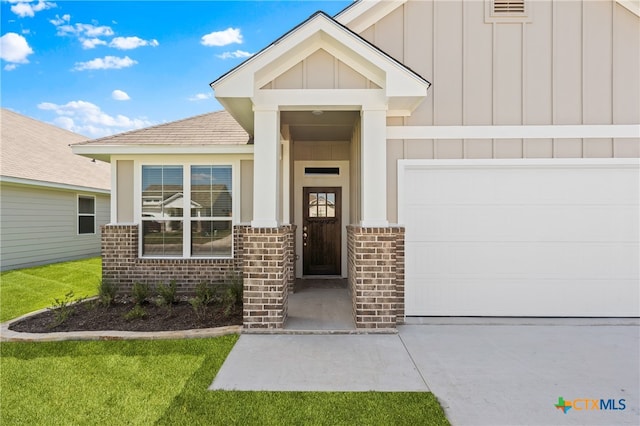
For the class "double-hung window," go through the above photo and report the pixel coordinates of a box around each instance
[78,195,96,234]
[141,164,233,258]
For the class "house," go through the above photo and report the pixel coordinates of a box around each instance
[0,108,111,271]
[72,0,640,328]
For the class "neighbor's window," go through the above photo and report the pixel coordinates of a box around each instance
[78,195,96,234]
[141,165,184,256]
[191,166,232,257]
[141,164,233,258]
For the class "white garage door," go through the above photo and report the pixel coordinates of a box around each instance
[399,159,640,317]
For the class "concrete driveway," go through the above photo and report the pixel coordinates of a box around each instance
[211,319,639,426]
[400,319,639,425]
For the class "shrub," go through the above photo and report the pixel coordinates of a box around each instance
[48,291,85,328]
[131,282,151,305]
[97,280,118,307]
[156,280,178,305]
[123,304,147,321]
[195,281,215,305]
[189,296,207,322]
[222,272,243,317]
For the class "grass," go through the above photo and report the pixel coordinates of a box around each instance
[0,258,450,425]
[0,257,101,322]
[1,338,450,426]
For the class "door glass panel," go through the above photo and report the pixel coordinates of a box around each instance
[308,191,337,218]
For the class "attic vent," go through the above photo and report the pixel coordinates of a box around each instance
[485,0,530,22]
[493,0,525,14]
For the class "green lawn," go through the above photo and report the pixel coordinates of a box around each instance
[0,258,450,425]
[1,338,450,426]
[0,257,101,322]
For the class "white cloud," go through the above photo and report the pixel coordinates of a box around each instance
[37,100,154,137]
[201,27,242,47]
[4,64,18,71]
[111,89,130,101]
[82,38,107,49]
[109,36,159,50]
[10,1,56,18]
[188,93,212,101]
[217,50,253,60]
[0,32,34,64]
[55,22,114,38]
[49,13,70,26]
[73,56,137,71]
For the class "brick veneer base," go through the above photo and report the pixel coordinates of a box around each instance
[242,225,296,329]
[101,224,248,295]
[347,226,405,328]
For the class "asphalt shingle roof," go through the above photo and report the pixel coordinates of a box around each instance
[1,108,111,191]
[75,110,250,146]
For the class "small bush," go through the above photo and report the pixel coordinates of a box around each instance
[195,281,214,305]
[48,291,85,328]
[189,296,207,321]
[131,282,151,305]
[222,272,243,317]
[123,304,147,321]
[156,280,178,305]
[97,280,118,307]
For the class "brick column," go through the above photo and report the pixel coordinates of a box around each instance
[347,226,405,329]
[242,226,291,329]
[101,224,138,291]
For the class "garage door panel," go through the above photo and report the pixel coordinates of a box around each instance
[406,242,638,281]
[400,159,640,317]
[405,205,639,242]
[405,277,640,317]
[404,167,636,206]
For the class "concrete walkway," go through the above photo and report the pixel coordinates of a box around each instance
[212,319,640,426]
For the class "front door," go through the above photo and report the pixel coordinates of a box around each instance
[303,187,341,275]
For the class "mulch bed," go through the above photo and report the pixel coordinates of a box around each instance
[9,298,243,333]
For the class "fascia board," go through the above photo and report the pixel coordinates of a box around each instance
[0,175,110,194]
[252,89,386,109]
[72,144,255,157]
[336,0,407,34]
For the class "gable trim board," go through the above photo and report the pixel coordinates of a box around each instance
[388,124,640,139]
[398,158,640,317]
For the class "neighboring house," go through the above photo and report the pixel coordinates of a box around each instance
[73,0,640,328]
[0,109,110,271]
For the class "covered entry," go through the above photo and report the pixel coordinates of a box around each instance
[399,159,640,317]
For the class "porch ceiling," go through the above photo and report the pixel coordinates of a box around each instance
[281,111,358,141]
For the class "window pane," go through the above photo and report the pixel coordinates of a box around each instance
[191,220,232,257]
[78,216,95,234]
[327,192,336,218]
[142,220,183,256]
[78,196,95,214]
[142,165,183,218]
[191,166,232,218]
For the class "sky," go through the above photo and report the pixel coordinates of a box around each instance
[1,0,353,138]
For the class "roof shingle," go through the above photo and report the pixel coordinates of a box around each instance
[75,110,250,146]
[1,108,111,191]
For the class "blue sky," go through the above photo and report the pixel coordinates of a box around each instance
[1,0,352,137]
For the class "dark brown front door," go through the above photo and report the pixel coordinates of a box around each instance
[303,187,341,275]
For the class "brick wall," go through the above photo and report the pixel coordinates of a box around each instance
[242,226,295,329]
[101,224,246,294]
[347,226,405,328]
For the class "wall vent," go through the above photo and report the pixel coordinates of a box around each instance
[493,0,526,14]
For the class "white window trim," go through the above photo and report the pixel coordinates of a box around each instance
[77,194,96,235]
[135,160,239,260]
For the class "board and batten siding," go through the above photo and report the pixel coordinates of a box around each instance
[0,183,110,270]
[357,0,640,223]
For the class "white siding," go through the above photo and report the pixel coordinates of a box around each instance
[0,183,110,270]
